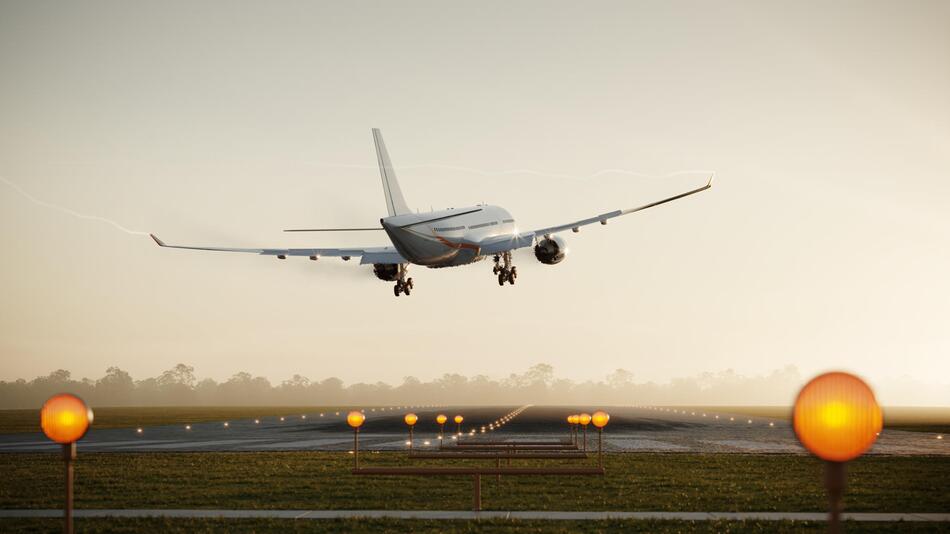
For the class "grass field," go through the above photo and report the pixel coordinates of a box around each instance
[1,517,946,533]
[0,406,346,434]
[1,452,947,513]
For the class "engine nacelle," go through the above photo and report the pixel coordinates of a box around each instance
[373,263,400,281]
[534,236,567,265]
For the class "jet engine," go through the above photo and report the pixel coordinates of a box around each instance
[533,236,567,265]
[373,263,400,281]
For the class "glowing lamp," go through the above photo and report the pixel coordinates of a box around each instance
[793,372,882,462]
[347,411,366,428]
[41,394,93,444]
[436,414,447,425]
[40,393,94,534]
[591,411,610,428]
[404,413,418,426]
[454,415,463,424]
[578,413,592,426]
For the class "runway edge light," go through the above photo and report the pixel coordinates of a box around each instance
[793,371,882,533]
[40,393,94,534]
[591,410,610,468]
[404,413,418,452]
[347,411,365,470]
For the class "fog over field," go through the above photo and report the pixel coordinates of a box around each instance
[1,363,945,409]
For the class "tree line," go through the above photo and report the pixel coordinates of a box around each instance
[0,363,806,409]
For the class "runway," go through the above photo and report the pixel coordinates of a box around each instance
[1,405,945,455]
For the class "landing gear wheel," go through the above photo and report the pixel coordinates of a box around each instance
[507,271,515,285]
[498,272,506,286]
[394,284,401,297]
[511,266,517,279]
[407,278,414,289]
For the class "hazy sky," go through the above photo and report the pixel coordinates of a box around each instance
[1,1,948,404]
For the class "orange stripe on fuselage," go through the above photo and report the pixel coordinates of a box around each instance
[434,235,480,252]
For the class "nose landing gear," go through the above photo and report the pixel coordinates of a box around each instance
[492,252,517,286]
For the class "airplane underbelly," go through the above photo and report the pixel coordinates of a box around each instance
[384,227,477,266]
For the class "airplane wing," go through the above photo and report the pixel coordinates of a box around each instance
[480,175,714,255]
[149,234,406,265]
[530,174,713,237]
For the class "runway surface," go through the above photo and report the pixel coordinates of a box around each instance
[1,405,945,455]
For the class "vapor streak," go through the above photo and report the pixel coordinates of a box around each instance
[0,176,148,236]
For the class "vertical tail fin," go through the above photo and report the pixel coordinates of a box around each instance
[372,128,411,216]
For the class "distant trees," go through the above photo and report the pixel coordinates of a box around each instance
[0,362,808,409]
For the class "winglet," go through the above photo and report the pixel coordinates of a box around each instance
[149,233,166,247]
[706,173,715,187]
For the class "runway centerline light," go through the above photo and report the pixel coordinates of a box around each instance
[591,411,610,429]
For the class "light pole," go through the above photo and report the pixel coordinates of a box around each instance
[578,413,592,451]
[591,411,610,468]
[404,413,418,452]
[40,393,94,534]
[436,414,447,447]
[454,415,463,437]
[347,411,366,470]
[793,372,882,534]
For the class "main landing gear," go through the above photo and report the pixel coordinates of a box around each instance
[393,265,414,297]
[492,252,517,286]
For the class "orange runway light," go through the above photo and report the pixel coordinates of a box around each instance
[347,410,365,470]
[41,394,93,444]
[578,413,591,426]
[436,414,447,425]
[404,413,418,426]
[793,371,882,462]
[347,410,366,428]
[591,411,610,429]
[40,394,94,534]
[454,415,463,424]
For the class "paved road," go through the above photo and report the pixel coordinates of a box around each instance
[0,405,945,454]
[1,509,948,522]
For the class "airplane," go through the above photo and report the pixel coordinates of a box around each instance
[150,129,713,297]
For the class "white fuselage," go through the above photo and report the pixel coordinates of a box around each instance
[381,205,518,267]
